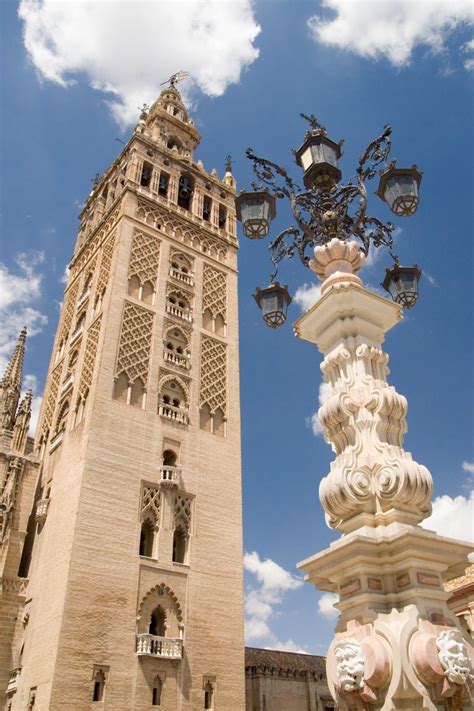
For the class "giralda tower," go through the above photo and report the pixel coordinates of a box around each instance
[1,86,245,710]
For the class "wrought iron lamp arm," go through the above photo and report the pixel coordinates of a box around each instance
[245,148,299,199]
[357,124,393,180]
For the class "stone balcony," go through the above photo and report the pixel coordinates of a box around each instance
[6,667,21,694]
[169,266,194,287]
[163,350,189,369]
[158,402,189,425]
[60,372,74,395]
[77,287,91,309]
[160,466,181,487]
[69,323,84,345]
[166,303,192,322]
[49,429,64,452]
[136,634,183,659]
[35,498,50,525]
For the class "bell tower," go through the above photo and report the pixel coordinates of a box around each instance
[2,86,245,710]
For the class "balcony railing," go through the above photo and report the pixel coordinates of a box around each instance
[163,350,189,369]
[160,466,181,487]
[35,498,50,525]
[166,303,192,322]
[6,667,21,694]
[70,323,84,344]
[49,429,64,452]
[169,267,194,287]
[158,402,188,425]
[136,634,183,659]
[60,372,74,395]
[77,287,91,309]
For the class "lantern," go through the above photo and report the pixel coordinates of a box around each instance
[253,282,292,328]
[294,132,342,190]
[376,165,422,216]
[236,189,276,239]
[382,264,421,308]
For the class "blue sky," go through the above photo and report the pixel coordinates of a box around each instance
[1,0,473,655]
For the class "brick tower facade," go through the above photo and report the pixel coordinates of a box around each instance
[1,87,245,710]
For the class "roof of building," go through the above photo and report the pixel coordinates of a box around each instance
[444,563,474,593]
[245,646,326,674]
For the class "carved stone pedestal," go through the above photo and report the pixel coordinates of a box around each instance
[295,239,473,711]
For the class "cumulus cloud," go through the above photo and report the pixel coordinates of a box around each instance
[294,282,321,311]
[317,592,339,620]
[244,551,306,651]
[462,461,474,475]
[307,381,331,437]
[0,251,48,375]
[19,0,261,127]
[307,1,473,67]
[422,490,474,544]
[22,373,42,436]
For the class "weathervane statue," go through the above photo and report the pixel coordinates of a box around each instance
[237,114,473,710]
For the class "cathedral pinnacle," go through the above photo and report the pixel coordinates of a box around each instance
[1,327,27,391]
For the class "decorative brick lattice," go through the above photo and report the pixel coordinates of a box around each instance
[70,206,120,278]
[199,337,227,414]
[115,302,154,384]
[128,229,161,286]
[142,486,161,525]
[59,281,80,343]
[41,365,62,433]
[202,264,227,320]
[78,316,102,397]
[96,232,116,297]
[136,198,227,263]
[174,494,192,533]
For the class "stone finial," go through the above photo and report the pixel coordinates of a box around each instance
[0,327,27,432]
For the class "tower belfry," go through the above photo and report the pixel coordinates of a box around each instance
[1,87,244,710]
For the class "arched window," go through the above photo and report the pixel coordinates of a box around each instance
[202,308,213,332]
[139,519,155,557]
[113,372,129,403]
[92,670,106,702]
[218,204,227,229]
[130,378,145,408]
[152,677,163,706]
[128,274,140,299]
[167,136,182,153]
[177,174,194,211]
[56,399,70,433]
[215,313,226,336]
[140,161,153,188]
[163,449,177,467]
[203,195,212,222]
[158,379,188,424]
[204,682,214,709]
[200,403,212,432]
[149,605,166,637]
[166,291,192,321]
[158,172,169,197]
[214,408,225,437]
[172,526,187,564]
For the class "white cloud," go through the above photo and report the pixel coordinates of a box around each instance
[463,38,474,69]
[265,639,308,654]
[244,551,304,649]
[462,461,474,475]
[0,251,48,375]
[22,374,42,436]
[307,381,331,437]
[307,1,473,68]
[317,592,339,620]
[19,0,261,127]
[294,282,321,311]
[422,490,474,544]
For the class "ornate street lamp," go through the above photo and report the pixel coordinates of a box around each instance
[236,114,423,325]
[236,188,276,239]
[376,163,422,216]
[382,262,421,308]
[253,283,292,328]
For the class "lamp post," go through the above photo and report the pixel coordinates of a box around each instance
[238,116,473,710]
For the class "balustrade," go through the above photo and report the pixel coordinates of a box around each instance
[6,667,21,694]
[35,498,50,525]
[136,634,183,659]
[158,402,188,425]
[169,266,194,286]
[60,373,74,395]
[166,303,192,322]
[163,350,189,369]
[160,466,181,487]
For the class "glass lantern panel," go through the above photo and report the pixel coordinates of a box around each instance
[301,146,315,171]
[240,196,268,223]
[309,142,325,166]
[321,143,338,167]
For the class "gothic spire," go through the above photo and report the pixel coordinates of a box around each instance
[1,327,27,391]
[0,327,27,432]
